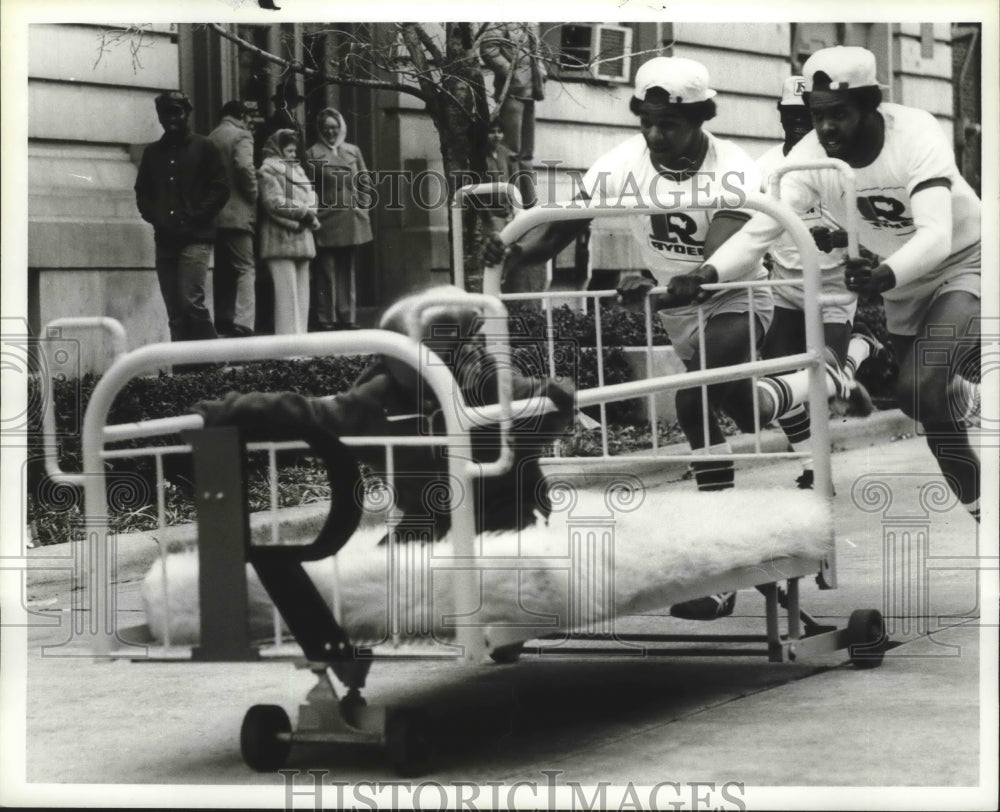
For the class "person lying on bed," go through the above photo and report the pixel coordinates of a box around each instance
[193,286,575,542]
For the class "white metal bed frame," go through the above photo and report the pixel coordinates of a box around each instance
[41,174,886,774]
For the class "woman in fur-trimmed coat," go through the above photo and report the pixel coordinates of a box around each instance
[257,129,320,334]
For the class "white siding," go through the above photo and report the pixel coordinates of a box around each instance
[28,24,178,90]
[673,22,790,56]
[28,23,182,372]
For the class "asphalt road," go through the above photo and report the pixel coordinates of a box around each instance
[8,433,997,809]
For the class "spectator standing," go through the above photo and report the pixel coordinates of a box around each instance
[208,100,258,337]
[480,22,547,208]
[483,117,517,233]
[134,91,229,343]
[255,78,307,168]
[304,107,373,330]
[253,79,308,334]
[257,129,320,335]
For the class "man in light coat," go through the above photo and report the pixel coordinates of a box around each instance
[208,100,258,337]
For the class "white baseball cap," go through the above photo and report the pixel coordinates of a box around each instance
[779,76,807,107]
[802,46,884,91]
[633,57,717,104]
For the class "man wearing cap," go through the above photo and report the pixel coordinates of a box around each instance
[756,76,880,490]
[208,100,258,337]
[489,56,774,485]
[486,57,792,620]
[697,45,983,522]
[135,91,230,344]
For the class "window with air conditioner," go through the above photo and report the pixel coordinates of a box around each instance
[553,23,633,83]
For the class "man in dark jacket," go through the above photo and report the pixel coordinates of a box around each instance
[208,100,258,337]
[135,91,230,343]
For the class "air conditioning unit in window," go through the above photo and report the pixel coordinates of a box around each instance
[558,23,633,83]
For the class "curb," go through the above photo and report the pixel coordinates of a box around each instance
[26,410,916,592]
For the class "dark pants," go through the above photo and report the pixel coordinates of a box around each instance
[154,241,218,342]
[311,246,357,328]
[212,229,256,334]
[496,95,538,207]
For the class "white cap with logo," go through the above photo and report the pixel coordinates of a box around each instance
[802,46,885,91]
[633,57,718,104]
[779,76,807,107]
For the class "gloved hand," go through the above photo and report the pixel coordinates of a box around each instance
[660,265,719,307]
[663,264,719,307]
[810,226,849,253]
[844,256,896,295]
[616,274,656,312]
[483,232,508,266]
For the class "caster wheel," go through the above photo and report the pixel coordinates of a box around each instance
[385,709,434,777]
[241,704,292,771]
[847,609,886,669]
[489,643,524,664]
[340,689,367,726]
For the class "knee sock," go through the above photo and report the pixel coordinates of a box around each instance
[845,333,875,378]
[755,363,840,424]
[777,404,813,473]
[691,441,735,491]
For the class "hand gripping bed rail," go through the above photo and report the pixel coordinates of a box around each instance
[491,191,834,498]
[77,329,485,662]
[768,157,859,307]
[452,182,523,291]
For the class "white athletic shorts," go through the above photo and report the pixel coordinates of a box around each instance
[657,285,775,362]
[881,241,981,336]
[771,261,858,325]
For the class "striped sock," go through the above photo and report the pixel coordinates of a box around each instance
[756,376,795,423]
[691,442,735,491]
[777,405,813,472]
[845,333,875,378]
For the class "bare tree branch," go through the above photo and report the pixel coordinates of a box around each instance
[93,24,155,73]
[207,22,428,101]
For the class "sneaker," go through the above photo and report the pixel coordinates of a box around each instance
[670,592,736,621]
[796,469,814,489]
[826,350,873,417]
[847,378,875,417]
[850,323,888,367]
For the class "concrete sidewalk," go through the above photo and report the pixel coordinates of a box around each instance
[17,432,991,801]
[25,409,917,595]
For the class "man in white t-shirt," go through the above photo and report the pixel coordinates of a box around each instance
[690,46,982,521]
[758,76,881,489]
[487,57,809,620]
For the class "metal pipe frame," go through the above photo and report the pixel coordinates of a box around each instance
[80,329,486,662]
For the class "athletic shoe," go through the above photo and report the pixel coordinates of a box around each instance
[826,350,873,417]
[796,469,814,489]
[670,592,736,621]
[847,379,875,417]
[850,323,888,368]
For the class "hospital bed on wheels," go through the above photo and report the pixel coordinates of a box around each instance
[66,186,886,777]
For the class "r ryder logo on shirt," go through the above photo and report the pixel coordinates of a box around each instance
[856,194,914,231]
[648,213,704,258]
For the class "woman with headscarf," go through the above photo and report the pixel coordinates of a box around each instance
[257,128,320,335]
[305,107,373,330]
